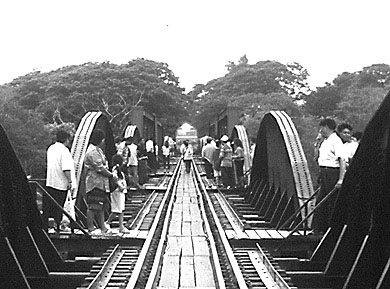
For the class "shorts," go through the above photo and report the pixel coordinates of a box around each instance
[86,188,109,211]
[213,169,221,177]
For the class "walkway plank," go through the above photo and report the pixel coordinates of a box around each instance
[165,236,181,256]
[158,255,180,287]
[255,229,272,239]
[169,221,182,235]
[180,256,195,287]
[245,229,260,239]
[182,236,193,256]
[194,256,215,287]
[182,221,192,236]
[191,221,204,236]
[193,236,209,256]
[158,166,215,288]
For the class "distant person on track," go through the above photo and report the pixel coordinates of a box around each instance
[84,129,115,235]
[137,138,148,185]
[146,139,159,174]
[181,139,193,173]
[44,130,77,233]
[127,137,142,190]
[105,154,130,234]
[212,139,222,187]
[219,135,234,189]
[312,118,346,235]
[161,139,171,173]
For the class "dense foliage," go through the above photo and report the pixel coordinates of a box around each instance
[0,59,188,177]
[0,56,389,181]
[0,95,50,177]
[11,59,187,136]
[187,57,310,136]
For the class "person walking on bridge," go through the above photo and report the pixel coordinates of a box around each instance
[181,140,193,173]
[312,118,346,235]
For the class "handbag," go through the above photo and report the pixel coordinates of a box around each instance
[109,175,118,192]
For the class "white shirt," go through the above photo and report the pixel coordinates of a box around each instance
[128,143,138,166]
[146,140,154,153]
[343,141,359,165]
[162,146,170,156]
[181,144,193,160]
[318,132,344,167]
[46,142,75,190]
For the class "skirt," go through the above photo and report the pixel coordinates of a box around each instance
[110,189,125,213]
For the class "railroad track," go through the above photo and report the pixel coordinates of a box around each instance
[77,158,296,288]
[77,245,141,289]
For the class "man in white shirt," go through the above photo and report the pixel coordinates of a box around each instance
[337,123,359,168]
[313,118,346,235]
[201,137,215,179]
[44,130,76,233]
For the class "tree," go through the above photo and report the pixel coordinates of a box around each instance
[336,87,387,132]
[305,64,390,118]
[231,92,301,138]
[188,57,310,136]
[0,97,51,177]
[11,59,188,136]
[304,84,342,117]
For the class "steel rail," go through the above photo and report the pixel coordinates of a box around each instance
[144,160,181,289]
[125,156,182,289]
[254,243,297,289]
[87,244,124,289]
[192,161,226,289]
[127,190,159,230]
[214,192,246,238]
[193,160,249,289]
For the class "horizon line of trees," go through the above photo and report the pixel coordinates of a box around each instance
[1,55,389,180]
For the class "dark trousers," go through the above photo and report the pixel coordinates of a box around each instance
[221,166,234,187]
[162,155,170,170]
[42,186,68,231]
[312,167,339,233]
[184,160,191,173]
[203,158,213,179]
[233,159,244,185]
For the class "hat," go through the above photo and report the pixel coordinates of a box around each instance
[221,135,229,142]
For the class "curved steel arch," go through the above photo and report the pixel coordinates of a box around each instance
[251,111,314,220]
[71,111,116,211]
[123,124,141,142]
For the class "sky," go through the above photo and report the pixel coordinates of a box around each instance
[1,0,390,92]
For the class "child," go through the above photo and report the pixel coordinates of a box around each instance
[105,154,130,233]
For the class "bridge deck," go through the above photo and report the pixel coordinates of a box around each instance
[158,165,215,288]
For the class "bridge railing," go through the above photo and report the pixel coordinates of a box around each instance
[28,180,89,235]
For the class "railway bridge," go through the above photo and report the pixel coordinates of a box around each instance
[1,91,390,288]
